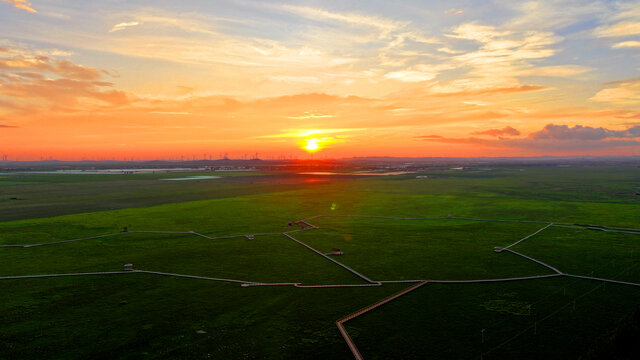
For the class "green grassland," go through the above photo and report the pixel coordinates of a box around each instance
[293,219,552,280]
[0,171,298,221]
[0,233,365,285]
[347,278,640,360]
[0,165,639,359]
[515,227,640,283]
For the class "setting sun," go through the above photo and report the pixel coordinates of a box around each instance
[303,138,321,152]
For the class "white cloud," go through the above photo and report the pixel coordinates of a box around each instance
[502,0,605,30]
[109,21,139,33]
[594,2,640,38]
[612,40,640,48]
[384,70,436,82]
[446,23,511,43]
[384,64,453,82]
[430,24,561,94]
[595,21,640,37]
[518,65,595,77]
[280,5,407,39]
[437,47,463,54]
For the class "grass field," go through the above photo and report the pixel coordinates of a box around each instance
[293,219,552,280]
[1,166,639,359]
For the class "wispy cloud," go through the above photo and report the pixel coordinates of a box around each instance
[2,0,37,13]
[594,2,640,38]
[426,23,565,95]
[471,126,520,137]
[445,23,510,42]
[445,8,464,15]
[109,21,140,33]
[280,5,407,39]
[612,40,640,48]
[286,112,334,120]
[384,64,453,82]
[595,21,640,37]
[591,77,640,104]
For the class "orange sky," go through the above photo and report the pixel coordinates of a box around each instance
[1,0,640,159]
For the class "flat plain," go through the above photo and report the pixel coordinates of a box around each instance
[1,165,638,359]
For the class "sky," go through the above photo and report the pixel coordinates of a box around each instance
[1,0,640,160]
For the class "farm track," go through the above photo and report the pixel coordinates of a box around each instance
[1,213,639,359]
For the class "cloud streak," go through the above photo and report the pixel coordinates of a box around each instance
[591,77,640,104]
[2,0,36,13]
[280,5,407,39]
[471,126,520,137]
[109,21,139,33]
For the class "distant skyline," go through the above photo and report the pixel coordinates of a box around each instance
[1,0,640,159]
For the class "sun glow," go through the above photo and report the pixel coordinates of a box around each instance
[303,138,321,152]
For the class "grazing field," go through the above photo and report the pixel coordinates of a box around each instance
[1,166,639,359]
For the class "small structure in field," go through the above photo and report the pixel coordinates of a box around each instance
[246,235,254,240]
[124,263,134,271]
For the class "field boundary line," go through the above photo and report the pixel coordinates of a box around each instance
[564,274,640,287]
[282,232,377,284]
[428,274,563,283]
[0,271,133,280]
[501,248,564,274]
[300,214,640,234]
[498,222,553,251]
[0,230,287,248]
[133,270,260,284]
